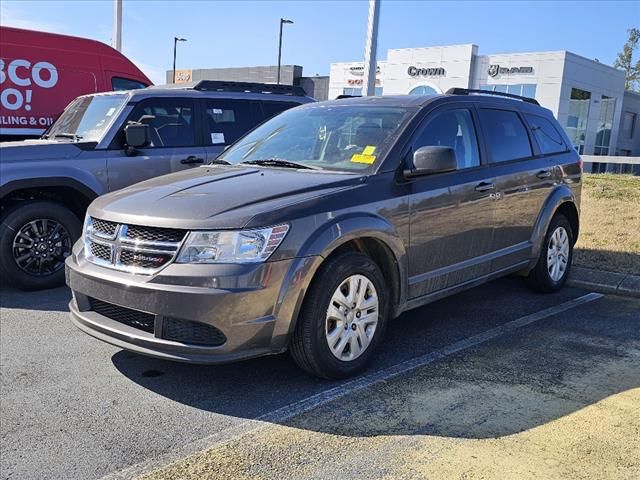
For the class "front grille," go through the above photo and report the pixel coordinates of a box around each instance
[125,225,186,243]
[163,318,226,346]
[120,249,172,269]
[91,218,118,237]
[86,218,186,274]
[89,298,155,333]
[89,242,111,261]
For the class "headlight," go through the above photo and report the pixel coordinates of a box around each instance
[176,225,289,264]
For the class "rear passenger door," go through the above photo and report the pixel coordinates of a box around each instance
[407,105,496,298]
[202,99,263,161]
[477,107,557,272]
[106,98,206,191]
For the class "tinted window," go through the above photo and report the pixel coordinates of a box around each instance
[204,100,261,146]
[261,101,299,121]
[525,114,567,155]
[480,109,532,162]
[413,109,480,169]
[111,77,147,91]
[129,99,196,147]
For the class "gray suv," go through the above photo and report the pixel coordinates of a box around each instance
[66,89,581,378]
[0,81,313,290]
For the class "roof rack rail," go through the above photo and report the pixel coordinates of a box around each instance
[191,80,307,96]
[335,94,362,99]
[446,87,539,105]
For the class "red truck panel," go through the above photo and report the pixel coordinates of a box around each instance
[0,26,152,137]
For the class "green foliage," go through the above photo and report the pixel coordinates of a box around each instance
[614,28,640,91]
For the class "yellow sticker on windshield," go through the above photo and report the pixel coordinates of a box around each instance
[362,145,376,155]
[351,154,376,164]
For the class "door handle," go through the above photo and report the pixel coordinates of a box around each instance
[180,156,205,165]
[474,182,495,192]
[536,169,552,179]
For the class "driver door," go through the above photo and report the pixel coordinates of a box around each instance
[106,98,206,191]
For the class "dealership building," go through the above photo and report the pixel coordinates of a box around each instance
[167,44,640,161]
[329,44,640,159]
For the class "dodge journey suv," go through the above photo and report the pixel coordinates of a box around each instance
[66,89,581,378]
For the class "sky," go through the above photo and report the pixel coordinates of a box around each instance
[1,0,638,85]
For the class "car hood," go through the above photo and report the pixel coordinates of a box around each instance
[89,165,365,229]
[0,139,85,163]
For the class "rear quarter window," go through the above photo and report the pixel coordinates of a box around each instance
[525,113,568,155]
[261,101,300,121]
[479,108,532,163]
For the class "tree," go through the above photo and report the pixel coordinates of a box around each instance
[614,28,640,91]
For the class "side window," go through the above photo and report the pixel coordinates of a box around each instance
[111,77,147,91]
[128,99,196,148]
[412,109,480,169]
[525,113,567,155]
[479,109,532,162]
[204,100,261,146]
[261,101,299,121]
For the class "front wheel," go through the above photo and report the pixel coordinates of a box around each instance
[527,213,574,293]
[0,201,81,290]
[290,251,389,379]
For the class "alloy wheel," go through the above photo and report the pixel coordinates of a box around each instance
[12,218,72,276]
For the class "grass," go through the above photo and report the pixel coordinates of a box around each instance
[574,173,640,276]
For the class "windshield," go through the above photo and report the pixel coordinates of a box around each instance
[46,94,128,142]
[219,104,413,172]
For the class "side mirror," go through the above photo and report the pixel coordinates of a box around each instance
[124,123,149,150]
[404,146,457,177]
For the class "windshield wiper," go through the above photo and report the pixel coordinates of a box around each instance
[241,159,318,170]
[207,158,232,165]
[53,133,83,141]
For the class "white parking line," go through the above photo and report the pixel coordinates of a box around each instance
[102,292,604,480]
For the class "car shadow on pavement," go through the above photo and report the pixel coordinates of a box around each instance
[110,283,640,440]
[0,285,71,312]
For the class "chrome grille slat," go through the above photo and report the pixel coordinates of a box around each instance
[85,217,185,274]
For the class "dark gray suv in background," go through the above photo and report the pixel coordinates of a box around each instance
[0,81,312,290]
[66,89,581,378]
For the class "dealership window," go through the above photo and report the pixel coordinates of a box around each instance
[594,96,616,156]
[479,84,537,99]
[129,99,195,147]
[204,100,262,146]
[409,85,438,96]
[479,109,533,162]
[525,113,567,155]
[565,88,591,154]
[412,109,480,169]
[342,87,383,96]
[622,112,636,139]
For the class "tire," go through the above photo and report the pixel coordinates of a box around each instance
[527,213,574,293]
[290,251,389,379]
[0,201,81,291]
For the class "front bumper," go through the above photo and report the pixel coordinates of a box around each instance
[66,245,321,364]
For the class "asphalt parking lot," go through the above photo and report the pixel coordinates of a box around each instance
[1,278,639,480]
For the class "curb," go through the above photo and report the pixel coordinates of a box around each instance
[568,266,640,298]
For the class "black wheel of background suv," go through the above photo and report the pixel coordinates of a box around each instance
[527,213,574,293]
[290,251,389,379]
[0,201,81,291]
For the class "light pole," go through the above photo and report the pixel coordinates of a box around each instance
[277,18,293,85]
[172,37,187,84]
[362,0,380,96]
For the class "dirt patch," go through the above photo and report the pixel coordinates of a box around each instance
[574,174,640,275]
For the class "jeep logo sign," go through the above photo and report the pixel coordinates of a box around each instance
[407,66,446,77]
[488,64,534,77]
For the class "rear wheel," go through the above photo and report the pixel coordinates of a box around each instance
[0,201,81,290]
[527,213,573,292]
[290,251,389,379]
